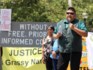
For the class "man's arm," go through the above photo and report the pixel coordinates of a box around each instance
[69,23,88,37]
[53,24,62,39]
[53,33,62,39]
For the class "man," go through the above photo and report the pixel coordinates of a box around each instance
[53,7,88,70]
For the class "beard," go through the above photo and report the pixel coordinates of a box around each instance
[67,17,72,22]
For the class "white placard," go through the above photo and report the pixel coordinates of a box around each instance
[86,32,93,69]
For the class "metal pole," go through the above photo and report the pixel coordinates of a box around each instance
[68,0,72,7]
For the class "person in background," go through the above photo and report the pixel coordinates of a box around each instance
[50,39,59,70]
[42,25,54,70]
[53,7,88,70]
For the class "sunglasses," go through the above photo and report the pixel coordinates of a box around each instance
[66,12,74,15]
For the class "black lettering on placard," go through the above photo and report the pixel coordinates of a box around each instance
[31,59,42,64]
[5,59,42,66]
[9,48,42,56]
[79,67,89,70]
[5,59,29,66]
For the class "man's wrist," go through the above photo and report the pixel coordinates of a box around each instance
[72,26,77,31]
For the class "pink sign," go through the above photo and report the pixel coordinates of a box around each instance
[0,9,11,31]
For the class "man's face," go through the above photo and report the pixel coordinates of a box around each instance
[66,10,76,22]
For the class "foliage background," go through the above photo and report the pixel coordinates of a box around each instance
[0,0,93,30]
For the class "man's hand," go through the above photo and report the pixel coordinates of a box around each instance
[69,23,88,37]
[69,23,75,30]
[52,51,57,59]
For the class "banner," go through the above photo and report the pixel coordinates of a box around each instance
[0,9,11,31]
[2,47,46,70]
[79,37,88,70]
[2,37,89,70]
